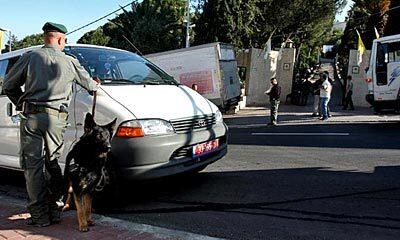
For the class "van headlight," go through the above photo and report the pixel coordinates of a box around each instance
[215,110,223,122]
[116,119,174,138]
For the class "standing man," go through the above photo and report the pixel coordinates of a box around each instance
[3,22,99,227]
[319,73,332,121]
[312,74,323,117]
[343,75,355,110]
[265,77,281,125]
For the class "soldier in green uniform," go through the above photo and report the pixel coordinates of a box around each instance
[3,22,99,227]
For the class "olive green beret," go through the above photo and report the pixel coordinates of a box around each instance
[42,22,68,34]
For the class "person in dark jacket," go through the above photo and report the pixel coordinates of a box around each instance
[265,78,281,125]
[312,75,323,116]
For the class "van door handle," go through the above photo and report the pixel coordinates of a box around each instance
[6,103,13,117]
[76,123,83,126]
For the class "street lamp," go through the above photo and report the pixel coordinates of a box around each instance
[0,27,12,52]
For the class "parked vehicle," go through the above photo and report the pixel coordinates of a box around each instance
[0,44,228,180]
[145,43,242,112]
[366,34,400,112]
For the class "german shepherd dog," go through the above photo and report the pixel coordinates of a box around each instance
[63,113,116,232]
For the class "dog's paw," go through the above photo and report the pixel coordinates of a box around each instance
[88,219,95,226]
[78,226,89,232]
[62,204,70,212]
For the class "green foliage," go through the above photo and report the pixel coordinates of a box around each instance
[193,0,259,49]
[10,33,44,51]
[194,0,346,73]
[385,0,400,35]
[337,0,392,78]
[78,0,187,55]
[78,28,110,46]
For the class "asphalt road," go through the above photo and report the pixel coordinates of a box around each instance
[1,114,400,240]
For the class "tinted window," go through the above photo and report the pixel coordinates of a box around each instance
[0,60,9,95]
[376,42,400,86]
[376,43,388,85]
[387,42,400,63]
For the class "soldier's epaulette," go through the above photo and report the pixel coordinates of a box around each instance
[65,52,77,59]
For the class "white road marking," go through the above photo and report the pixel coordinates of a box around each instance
[251,132,350,136]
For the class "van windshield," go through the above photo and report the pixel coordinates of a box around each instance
[64,46,178,85]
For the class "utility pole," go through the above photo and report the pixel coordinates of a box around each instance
[185,0,190,48]
[8,29,11,52]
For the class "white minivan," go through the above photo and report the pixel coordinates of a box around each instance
[0,44,228,179]
[366,34,400,112]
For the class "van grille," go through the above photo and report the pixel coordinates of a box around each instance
[170,114,216,133]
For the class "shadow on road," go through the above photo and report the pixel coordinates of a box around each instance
[2,164,400,239]
[94,165,400,239]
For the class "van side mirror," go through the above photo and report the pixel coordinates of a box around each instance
[6,102,13,117]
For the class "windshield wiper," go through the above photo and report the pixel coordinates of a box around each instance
[142,80,160,85]
[100,78,139,84]
[152,77,180,86]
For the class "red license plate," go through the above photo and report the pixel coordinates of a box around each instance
[193,139,220,157]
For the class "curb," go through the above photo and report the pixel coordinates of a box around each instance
[94,215,222,240]
[0,194,222,240]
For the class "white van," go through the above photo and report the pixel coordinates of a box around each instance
[366,34,400,112]
[145,43,242,112]
[0,44,228,179]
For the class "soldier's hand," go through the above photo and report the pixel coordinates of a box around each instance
[93,77,101,85]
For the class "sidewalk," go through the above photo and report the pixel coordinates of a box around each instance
[0,194,219,240]
[224,105,400,125]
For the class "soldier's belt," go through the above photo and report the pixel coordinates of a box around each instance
[23,104,68,120]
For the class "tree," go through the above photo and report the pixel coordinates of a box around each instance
[337,0,391,79]
[11,33,44,51]
[193,0,259,49]
[385,0,400,35]
[78,0,187,55]
[78,28,110,46]
[194,0,346,73]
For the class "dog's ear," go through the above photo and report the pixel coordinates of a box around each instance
[104,118,117,134]
[84,113,96,133]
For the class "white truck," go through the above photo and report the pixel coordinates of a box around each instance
[366,34,400,112]
[145,43,242,112]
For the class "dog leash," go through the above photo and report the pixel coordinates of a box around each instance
[91,90,97,118]
[95,166,110,192]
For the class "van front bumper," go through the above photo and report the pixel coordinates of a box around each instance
[111,122,228,180]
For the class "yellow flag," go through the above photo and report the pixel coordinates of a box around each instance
[0,30,3,53]
[356,30,366,65]
[374,27,380,39]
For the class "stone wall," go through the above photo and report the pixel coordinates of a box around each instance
[276,48,296,103]
[239,48,295,107]
[347,49,371,107]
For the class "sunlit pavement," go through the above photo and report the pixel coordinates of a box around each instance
[1,105,399,239]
